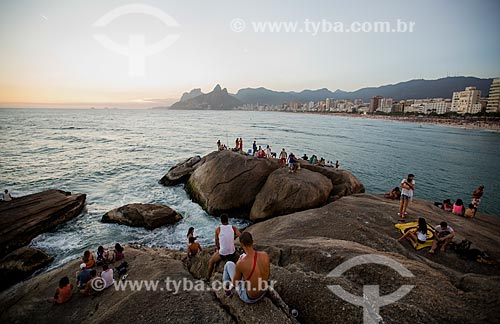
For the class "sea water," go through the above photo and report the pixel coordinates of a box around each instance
[1,108,499,270]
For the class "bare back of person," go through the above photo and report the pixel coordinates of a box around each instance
[236,250,270,298]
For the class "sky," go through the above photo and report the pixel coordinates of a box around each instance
[0,0,499,108]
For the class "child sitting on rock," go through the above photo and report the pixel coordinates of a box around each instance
[464,204,476,219]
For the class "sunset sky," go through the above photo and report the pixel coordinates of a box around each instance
[1,0,499,108]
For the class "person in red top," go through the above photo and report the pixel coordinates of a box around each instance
[239,138,243,153]
[47,276,73,304]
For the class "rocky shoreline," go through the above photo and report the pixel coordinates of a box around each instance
[1,151,499,324]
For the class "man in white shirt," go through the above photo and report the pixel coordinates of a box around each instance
[207,213,241,280]
[398,174,415,221]
[429,221,455,254]
[100,264,114,289]
[1,189,13,201]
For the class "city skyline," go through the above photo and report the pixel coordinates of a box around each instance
[1,0,500,108]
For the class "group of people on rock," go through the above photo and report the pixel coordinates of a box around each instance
[48,243,125,304]
[384,173,485,222]
[215,138,341,171]
[397,217,455,254]
[433,185,484,219]
[185,213,271,304]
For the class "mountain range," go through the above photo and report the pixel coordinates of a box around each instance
[167,76,494,109]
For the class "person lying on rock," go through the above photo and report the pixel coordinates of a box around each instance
[47,276,72,304]
[429,221,455,254]
[384,187,401,200]
[223,232,270,303]
[207,213,241,280]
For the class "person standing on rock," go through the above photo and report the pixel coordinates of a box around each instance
[279,148,287,167]
[398,173,415,221]
[265,145,272,158]
[471,185,484,217]
[235,138,240,151]
[207,214,241,280]
[252,141,257,156]
[239,138,243,153]
[223,232,270,303]
[217,139,221,150]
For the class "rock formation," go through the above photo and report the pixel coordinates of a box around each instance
[161,150,365,220]
[0,189,86,257]
[102,203,182,230]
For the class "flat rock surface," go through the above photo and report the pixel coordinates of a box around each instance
[0,189,86,258]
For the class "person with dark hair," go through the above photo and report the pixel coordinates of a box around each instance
[452,199,465,216]
[288,152,299,173]
[96,246,106,266]
[398,173,415,221]
[207,214,241,280]
[1,189,13,201]
[464,203,476,219]
[114,243,125,261]
[80,270,98,295]
[434,198,451,211]
[429,221,455,254]
[397,217,428,248]
[47,276,73,303]
[188,236,202,257]
[222,232,270,303]
[187,227,198,241]
[335,160,339,169]
[82,250,95,268]
[252,141,257,156]
[384,187,401,200]
[302,154,308,161]
[100,264,114,289]
[279,148,287,168]
[239,138,243,153]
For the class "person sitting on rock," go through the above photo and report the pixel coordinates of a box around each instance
[302,154,308,161]
[76,263,92,289]
[47,276,73,304]
[114,243,125,261]
[429,221,455,254]
[318,157,326,166]
[397,217,428,247]
[384,187,401,200]
[83,250,95,268]
[96,246,108,266]
[223,232,270,303]
[464,203,476,219]
[1,189,13,201]
[207,213,241,280]
[452,199,465,216]
[434,199,453,212]
[188,236,202,257]
[187,227,198,241]
[80,270,98,295]
[100,264,114,289]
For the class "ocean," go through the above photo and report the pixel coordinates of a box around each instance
[1,108,499,270]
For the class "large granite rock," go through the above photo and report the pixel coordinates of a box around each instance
[0,189,86,258]
[159,155,202,186]
[299,163,365,200]
[102,203,182,230]
[185,150,279,216]
[249,168,333,221]
[0,246,235,324]
[242,194,500,324]
[0,247,54,291]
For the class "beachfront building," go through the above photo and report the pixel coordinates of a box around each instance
[486,78,500,113]
[378,98,393,113]
[451,86,482,114]
[369,96,383,112]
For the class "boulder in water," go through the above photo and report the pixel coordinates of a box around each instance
[159,155,202,186]
[101,203,182,230]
